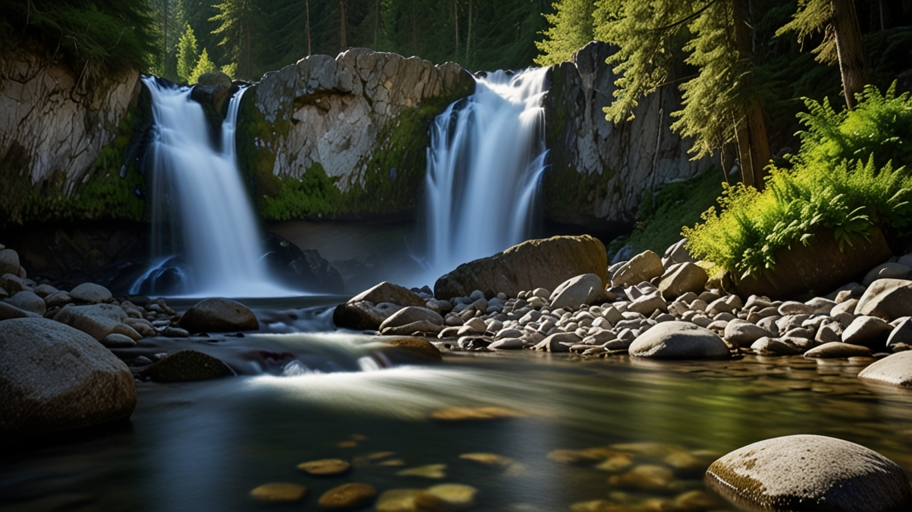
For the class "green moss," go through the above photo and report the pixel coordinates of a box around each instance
[608,169,723,256]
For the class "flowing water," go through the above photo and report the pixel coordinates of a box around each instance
[3,300,912,512]
[424,68,550,278]
[131,77,293,298]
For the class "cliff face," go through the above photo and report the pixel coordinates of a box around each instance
[542,42,712,229]
[0,36,144,226]
[237,48,476,221]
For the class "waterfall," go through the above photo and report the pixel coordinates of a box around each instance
[132,77,292,297]
[424,68,549,276]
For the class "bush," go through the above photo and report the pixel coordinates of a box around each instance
[685,83,912,279]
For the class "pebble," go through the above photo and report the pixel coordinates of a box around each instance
[396,464,447,479]
[426,484,477,509]
[297,459,351,476]
[607,464,675,490]
[318,483,377,509]
[249,483,307,502]
[375,489,447,512]
[459,453,513,467]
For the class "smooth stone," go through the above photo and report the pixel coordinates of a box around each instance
[382,321,443,336]
[297,459,351,476]
[459,453,513,466]
[608,465,675,490]
[0,248,20,276]
[778,301,812,315]
[101,333,137,348]
[376,489,447,512]
[842,316,893,347]
[0,318,136,433]
[4,290,45,315]
[333,282,426,330]
[123,317,156,337]
[0,273,28,294]
[53,304,128,341]
[44,291,72,308]
[627,291,667,315]
[249,483,307,502]
[751,337,803,355]
[318,483,377,509]
[662,238,694,267]
[379,306,444,331]
[887,318,912,348]
[426,484,477,510]
[385,338,442,361]
[855,279,912,321]
[178,297,258,332]
[658,262,708,300]
[396,464,447,479]
[549,273,606,310]
[33,283,59,298]
[804,342,872,358]
[533,332,580,352]
[68,283,112,304]
[159,326,190,338]
[488,337,524,350]
[858,351,912,387]
[724,319,773,347]
[863,262,911,286]
[612,250,664,288]
[628,321,730,359]
[706,435,912,511]
[144,350,235,382]
[0,301,39,320]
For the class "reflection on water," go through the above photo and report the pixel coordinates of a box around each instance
[3,351,912,511]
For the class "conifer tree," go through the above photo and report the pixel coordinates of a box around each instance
[534,0,596,65]
[176,23,200,82]
[189,47,218,82]
[211,0,257,79]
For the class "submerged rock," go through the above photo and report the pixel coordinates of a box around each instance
[705,435,912,512]
[858,351,912,387]
[0,318,136,434]
[334,282,425,330]
[249,483,307,502]
[144,350,235,382]
[384,338,442,362]
[178,297,258,332]
[318,483,377,510]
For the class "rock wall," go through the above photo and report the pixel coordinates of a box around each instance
[543,42,713,229]
[0,35,143,225]
[237,48,476,221]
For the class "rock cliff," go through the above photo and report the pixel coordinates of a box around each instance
[542,42,712,229]
[236,48,476,221]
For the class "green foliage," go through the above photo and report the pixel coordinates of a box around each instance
[176,22,199,82]
[189,47,218,83]
[776,0,836,64]
[685,84,912,277]
[608,170,723,256]
[211,0,259,79]
[0,0,158,72]
[534,0,596,66]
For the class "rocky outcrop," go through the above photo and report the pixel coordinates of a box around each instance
[0,35,143,225]
[542,42,712,229]
[237,48,475,221]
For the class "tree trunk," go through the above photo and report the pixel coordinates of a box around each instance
[340,0,347,51]
[732,0,772,189]
[306,0,312,56]
[830,0,868,109]
[454,0,459,57]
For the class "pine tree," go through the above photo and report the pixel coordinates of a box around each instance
[534,0,596,66]
[189,47,218,82]
[176,23,200,83]
[211,0,258,79]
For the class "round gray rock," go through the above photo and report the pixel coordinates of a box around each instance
[629,321,730,359]
[5,290,46,316]
[706,435,912,512]
[69,283,113,304]
[858,351,912,387]
[549,273,606,310]
[0,248,20,276]
[178,297,258,332]
[804,341,872,359]
[0,318,137,433]
[855,279,912,321]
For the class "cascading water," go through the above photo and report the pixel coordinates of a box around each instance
[132,76,293,297]
[424,68,550,276]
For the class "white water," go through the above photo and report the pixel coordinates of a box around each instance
[424,68,550,277]
[133,77,294,297]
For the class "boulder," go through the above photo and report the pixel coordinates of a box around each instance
[855,279,912,321]
[379,307,444,331]
[178,297,258,332]
[144,350,235,382]
[381,321,443,336]
[887,318,912,348]
[724,319,774,348]
[69,283,112,304]
[0,273,28,294]
[842,316,893,348]
[4,290,45,316]
[858,352,912,387]
[863,262,911,286]
[0,248,20,276]
[628,321,730,359]
[334,301,403,331]
[611,250,664,288]
[534,332,580,352]
[658,262,708,299]
[434,235,607,300]
[627,291,667,315]
[549,273,606,310]
[384,338,442,362]
[53,304,128,341]
[0,318,136,433]
[705,435,912,512]
[0,301,39,320]
[804,342,872,358]
[190,71,232,113]
[661,238,694,268]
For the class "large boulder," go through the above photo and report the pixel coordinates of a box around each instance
[333,282,425,330]
[69,282,113,304]
[0,318,137,434]
[549,273,605,310]
[434,235,607,300]
[611,250,664,288]
[858,351,912,387]
[706,435,912,512]
[855,279,912,321]
[178,297,259,333]
[628,321,730,359]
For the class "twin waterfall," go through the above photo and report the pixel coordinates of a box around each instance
[133,68,549,296]
[132,77,288,297]
[424,68,550,276]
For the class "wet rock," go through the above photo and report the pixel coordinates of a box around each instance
[382,321,443,336]
[533,332,580,352]
[297,459,351,476]
[53,304,128,341]
[488,338,524,350]
[724,319,773,347]
[426,484,477,510]
[178,297,258,332]
[397,464,447,479]
[384,338,442,361]
[842,316,892,348]
[0,318,136,434]
[334,282,425,330]
[0,301,39,320]
[144,349,235,382]
[69,283,112,304]
[858,351,912,387]
[249,483,307,502]
[887,318,912,348]
[376,489,447,512]
[0,273,28,294]
[434,235,608,300]
[5,290,45,315]
[101,333,137,348]
[611,250,664,288]
[804,342,872,358]
[0,248,20,276]
[379,307,444,331]
[855,279,912,321]
[459,453,513,467]
[863,262,911,286]
[549,273,606,310]
[629,321,730,359]
[608,465,675,490]
[658,262,708,300]
[705,435,912,512]
[44,291,72,308]
[751,337,803,355]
